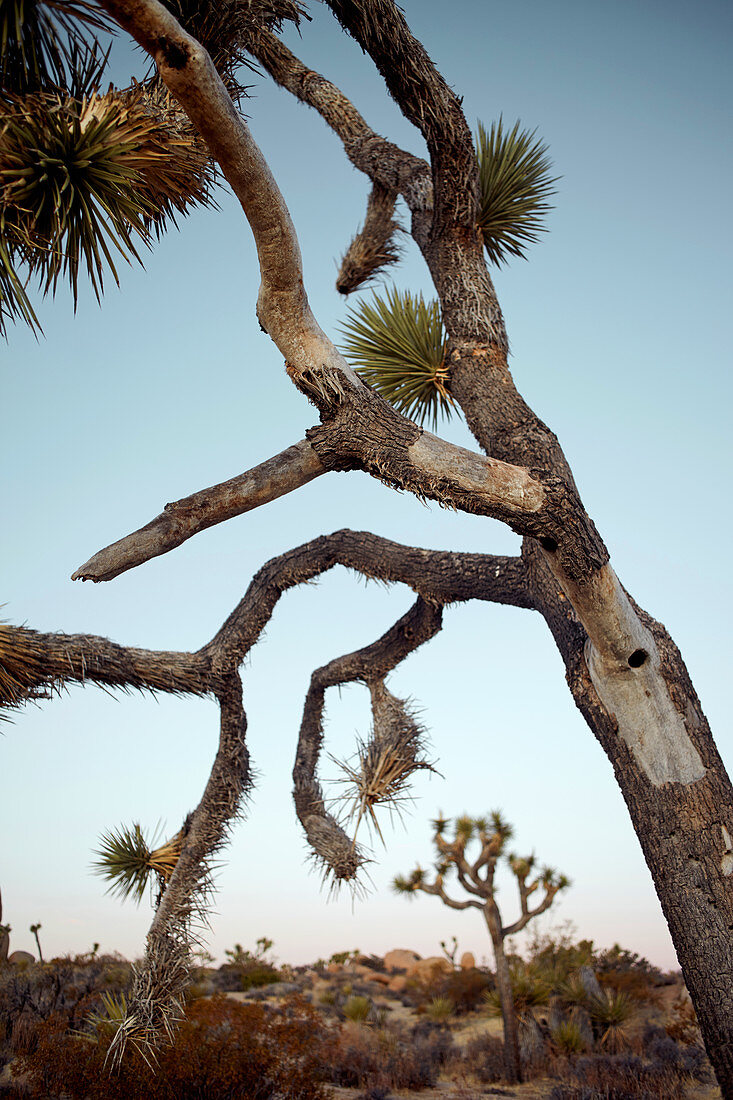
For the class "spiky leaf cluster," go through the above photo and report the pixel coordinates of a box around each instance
[1,0,218,335]
[339,286,452,429]
[0,80,210,335]
[1,0,112,94]
[332,683,436,846]
[392,866,426,894]
[92,822,182,904]
[476,118,558,265]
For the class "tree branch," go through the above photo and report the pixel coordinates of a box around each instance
[72,439,325,583]
[244,27,430,215]
[503,886,558,938]
[323,0,478,236]
[336,180,402,295]
[418,877,483,911]
[293,596,443,883]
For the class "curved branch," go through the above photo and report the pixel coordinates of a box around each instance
[110,671,252,1061]
[503,886,559,938]
[293,596,443,882]
[336,181,402,295]
[5,532,532,714]
[323,0,478,236]
[72,439,326,583]
[245,27,430,216]
[418,878,483,911]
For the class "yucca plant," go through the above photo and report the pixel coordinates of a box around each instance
[92,822,183,904]
[83,990,129,1041]
[550,1018,589,1054]
[0,80,209,326]
[1,0,213,336]
[339,286,452,428]
[475,118,558,265]
[483,968,551,1020]
[342,994,371,1023]
[0,0,112,94]
[587,987,637,1052]
[426,995,455,1022]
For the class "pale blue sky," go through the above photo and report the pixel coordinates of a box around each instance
[1,0,731,970]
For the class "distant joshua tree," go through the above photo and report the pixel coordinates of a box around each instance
[29,922,43,963]
[394,812,569,1084]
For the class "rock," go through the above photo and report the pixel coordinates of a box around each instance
[370,972,392,986]
[326,962,342,974]
[8,950,34,966]
[383,949,421,972]
[409,956,453,979]
[388,975,408,993]
[459,951,476,970]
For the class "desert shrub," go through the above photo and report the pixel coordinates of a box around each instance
[665,991,702,1046]
[550,1019,589,1054]
[642,1025,710,1081]
[439,967,492,1012]
[597,968,659,1004]
[325,1021,448,1090]
[0,955,132,1058]
[525,929,596,987]
[550,1053,689,1100]
[14,994,328,1100]
[239,962,282,990]
[426,995,454,1021]
[343,995,372,1023]
[595,945,666,985]
[464,1032,506,1083]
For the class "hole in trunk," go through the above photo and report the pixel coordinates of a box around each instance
[539,536,558,552]
[628,649,648,668]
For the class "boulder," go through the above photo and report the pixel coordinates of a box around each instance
[369,972,392,986]
[8,950,34,966]
[383,949,421,972]
[388,975,408,993]
[459,951,476,970]
[409,956,453,979]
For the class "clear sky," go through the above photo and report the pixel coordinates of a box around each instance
[1,0,731,972]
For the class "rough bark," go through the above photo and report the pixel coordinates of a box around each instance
[486,907,521,1084]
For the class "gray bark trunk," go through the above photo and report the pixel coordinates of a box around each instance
[485,906,522,1085]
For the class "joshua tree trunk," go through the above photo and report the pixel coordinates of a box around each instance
[486,906,521,1085]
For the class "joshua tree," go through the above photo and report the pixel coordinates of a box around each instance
[395,812,568,1083]
[2,0,733,1087]
[0,890,10,964]
[29,923,44,963]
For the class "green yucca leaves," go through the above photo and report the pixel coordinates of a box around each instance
[476,118,558,265]
[338,119,556,427]
[1,0,113,94]
[0,81,211,335]
[92,822,183,903]
[339,286,452,429]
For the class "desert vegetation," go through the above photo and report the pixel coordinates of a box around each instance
[0,928,716,1098]
[394,811,569,1083]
